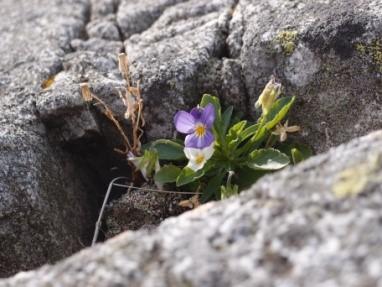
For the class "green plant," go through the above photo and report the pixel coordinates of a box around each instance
[130,77,312,203]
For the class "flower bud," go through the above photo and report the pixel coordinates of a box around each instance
[255,76,282,115]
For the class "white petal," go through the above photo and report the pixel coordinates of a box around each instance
[187,159,205,171]
[140,162,149,181]
[128,157,141,169]
[184,146,201,160]
[202,143,215,160]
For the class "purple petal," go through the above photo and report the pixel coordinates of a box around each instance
[201,103,215,128]
[174,111,195,134]
[190,107,202,119]
[185,130,214,148]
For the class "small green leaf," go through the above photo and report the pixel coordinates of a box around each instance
[221,106,234,135]
[154,165,181,184]
[150,139,185,161]
[227,120,247,142]
[277,142,313,164]
[291,148,303,164]
[235,167,267,190]
[176,167,205,187]
[247,148,290,170]
[240,123,260,142]
[291,144,312,164]
[200,94,221,110]
[221,184,239,200]
[236,125,268,157]
[263,96,295,130]
[201,172,225,203]
[200,94,224,145]
[200,94,221,121]
[294,143,313,160]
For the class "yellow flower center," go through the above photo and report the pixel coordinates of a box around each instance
[194,123,207,137]
[195,154,205,165]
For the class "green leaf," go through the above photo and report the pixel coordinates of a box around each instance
[154,165,181,184]
[247,148,290,170]
[263,96,295,130]
[200,94,221,118]
[129,149,159,180]
[227,120,247,142]
[200,94,224,146]
[277,142,313,164]
[236,125,268,157]
[176,167,205,187]
[150,139,185,161]
[221,106,234,135]
[221,184,239,200]
[291,148,303,165]
[235,167,267,190]
[240,123,260,142]
[201,172,225,203]
[291,144,313,164]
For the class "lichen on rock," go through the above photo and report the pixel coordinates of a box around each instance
[275,29,298,56]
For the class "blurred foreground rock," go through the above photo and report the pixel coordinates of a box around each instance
[2,130,382,286]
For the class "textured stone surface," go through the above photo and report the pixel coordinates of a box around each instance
[0,0,97,277]
[37,0,382,154]
[40,0,244,142]
[232,0,382,153]
[2,130,382,286]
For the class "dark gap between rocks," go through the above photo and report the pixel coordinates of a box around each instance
[44,106,188,244]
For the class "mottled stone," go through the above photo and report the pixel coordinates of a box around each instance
[90,0,119,19]
[123,0,238,139]
[71,38,123,55]
[86,17,121,41]
[234,0,382,153]
[117,0,190,39]
[13,0,382,155]
[2,130,382,286]
[0,0,97,277]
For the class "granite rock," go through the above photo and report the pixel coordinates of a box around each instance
[0,0,98,277]
[24,0,382,152]
[233,0,382,152]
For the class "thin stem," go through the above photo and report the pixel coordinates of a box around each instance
[226,170,234,186]
[92,177,131,246]
[265,133,277,148]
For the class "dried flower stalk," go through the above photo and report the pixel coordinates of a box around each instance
[80,53,144,156]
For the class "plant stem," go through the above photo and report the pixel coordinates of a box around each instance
[92,177,131,246]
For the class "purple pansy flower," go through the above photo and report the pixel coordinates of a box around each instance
[174,103,215,148]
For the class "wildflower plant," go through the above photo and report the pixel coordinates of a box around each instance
[135,77,311,202]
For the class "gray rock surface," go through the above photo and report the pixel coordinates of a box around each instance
[232,0,382,153]
[2,130,382,286]
[37,0,382,155]
[0,0,98,277]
